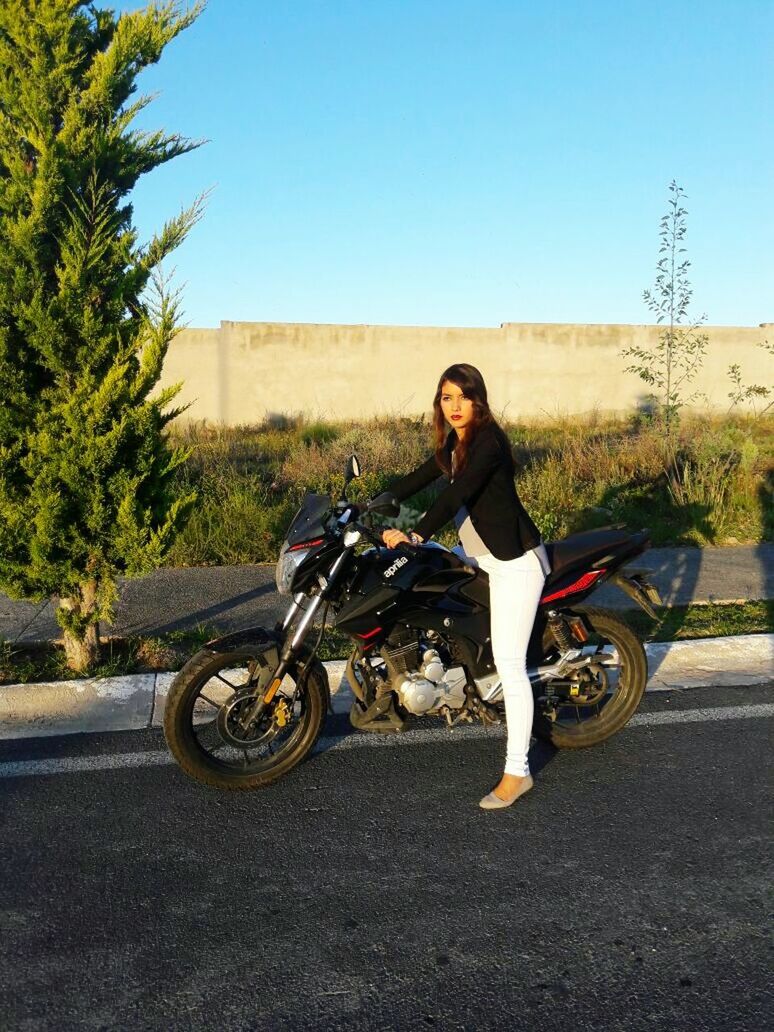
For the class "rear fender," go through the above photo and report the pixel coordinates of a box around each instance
[204,626,332,713]
[608,570,662,618]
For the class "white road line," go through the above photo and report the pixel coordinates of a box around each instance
[628,703,774,726]
[1,703,772,779]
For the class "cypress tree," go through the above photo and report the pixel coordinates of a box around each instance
[0,1,204,671]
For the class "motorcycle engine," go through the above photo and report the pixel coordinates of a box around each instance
[380,632,466,715]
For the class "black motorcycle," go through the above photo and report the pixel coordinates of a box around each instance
[164,456,662,790]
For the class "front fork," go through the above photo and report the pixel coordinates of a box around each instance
[238,548,353,728]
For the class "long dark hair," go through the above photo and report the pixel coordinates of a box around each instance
[432,363,495,475]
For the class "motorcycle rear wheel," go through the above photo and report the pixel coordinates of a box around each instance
[532,606,647,748]
[164,647,327,790]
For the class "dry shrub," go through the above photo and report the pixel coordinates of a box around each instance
[664,423,767,540]
[279,417,431,497]
[513,421,668,539]
[177,423,290,480]
[609,428,666,483]
[516,454,584,540]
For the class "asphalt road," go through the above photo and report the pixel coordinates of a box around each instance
[2,544,773,643]
[1,683,772,1031]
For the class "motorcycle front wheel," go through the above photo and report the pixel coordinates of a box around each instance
[164,647,327,790]
[532,605,648,748]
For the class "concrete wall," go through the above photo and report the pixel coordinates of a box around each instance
[159,320,772,424]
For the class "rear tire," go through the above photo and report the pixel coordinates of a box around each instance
[532,606,647,748]
[164,647,327,790]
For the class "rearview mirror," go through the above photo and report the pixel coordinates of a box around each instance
[345,454,361,484]
[367,492,400,517]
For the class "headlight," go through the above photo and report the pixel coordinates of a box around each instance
[275,543,310,595]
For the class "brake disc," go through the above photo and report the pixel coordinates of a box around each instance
[215,689,289,749]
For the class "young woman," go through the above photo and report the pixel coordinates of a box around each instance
[382,363,550,810]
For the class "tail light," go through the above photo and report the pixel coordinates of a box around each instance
[541,569,606,604]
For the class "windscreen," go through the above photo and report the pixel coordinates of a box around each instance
[285,493,331,547]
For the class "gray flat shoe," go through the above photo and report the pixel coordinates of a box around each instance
[478,775,534,810]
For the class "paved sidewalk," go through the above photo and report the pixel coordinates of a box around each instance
[0,544,772,645]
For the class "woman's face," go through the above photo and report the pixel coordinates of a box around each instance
[439,380,475,434]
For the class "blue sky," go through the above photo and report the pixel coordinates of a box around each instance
[118,0,773,329]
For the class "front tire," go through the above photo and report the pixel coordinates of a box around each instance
[164,646,327,790]
[532,606,648,748]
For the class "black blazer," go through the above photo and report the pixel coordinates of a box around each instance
[387,422,541,561]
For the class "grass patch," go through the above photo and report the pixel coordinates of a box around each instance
[618,600,773,642]
[1,603,770,683]
[166,412,773,567]
[0,626,217,686]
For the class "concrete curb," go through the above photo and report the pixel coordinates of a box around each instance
[0,634,771,741]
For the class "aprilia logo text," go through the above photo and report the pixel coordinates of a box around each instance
[384,556,408,578]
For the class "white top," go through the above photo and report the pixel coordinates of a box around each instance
[451,449,489,557]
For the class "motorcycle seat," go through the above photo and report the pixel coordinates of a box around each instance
[544,527,647,580]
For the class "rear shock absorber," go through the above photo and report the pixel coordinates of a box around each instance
[547,611,576,652]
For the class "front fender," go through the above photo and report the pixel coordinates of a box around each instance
[205,626,281,653]
[204,626,331,713]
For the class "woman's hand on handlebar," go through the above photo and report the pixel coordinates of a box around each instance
[382,529,424,548]
[382,529,407,548]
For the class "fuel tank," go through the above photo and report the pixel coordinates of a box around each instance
[334,544,492,651]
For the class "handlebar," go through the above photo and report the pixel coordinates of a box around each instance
[352,521,384,547]
[335,498,421,550]
[351,520,422,550]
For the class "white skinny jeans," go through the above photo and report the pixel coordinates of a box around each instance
[464,545,548,777]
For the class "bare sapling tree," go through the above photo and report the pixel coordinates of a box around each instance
[623,180,709,440]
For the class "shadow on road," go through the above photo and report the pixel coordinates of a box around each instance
[314,712,561,780]
[144,581,276,637]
